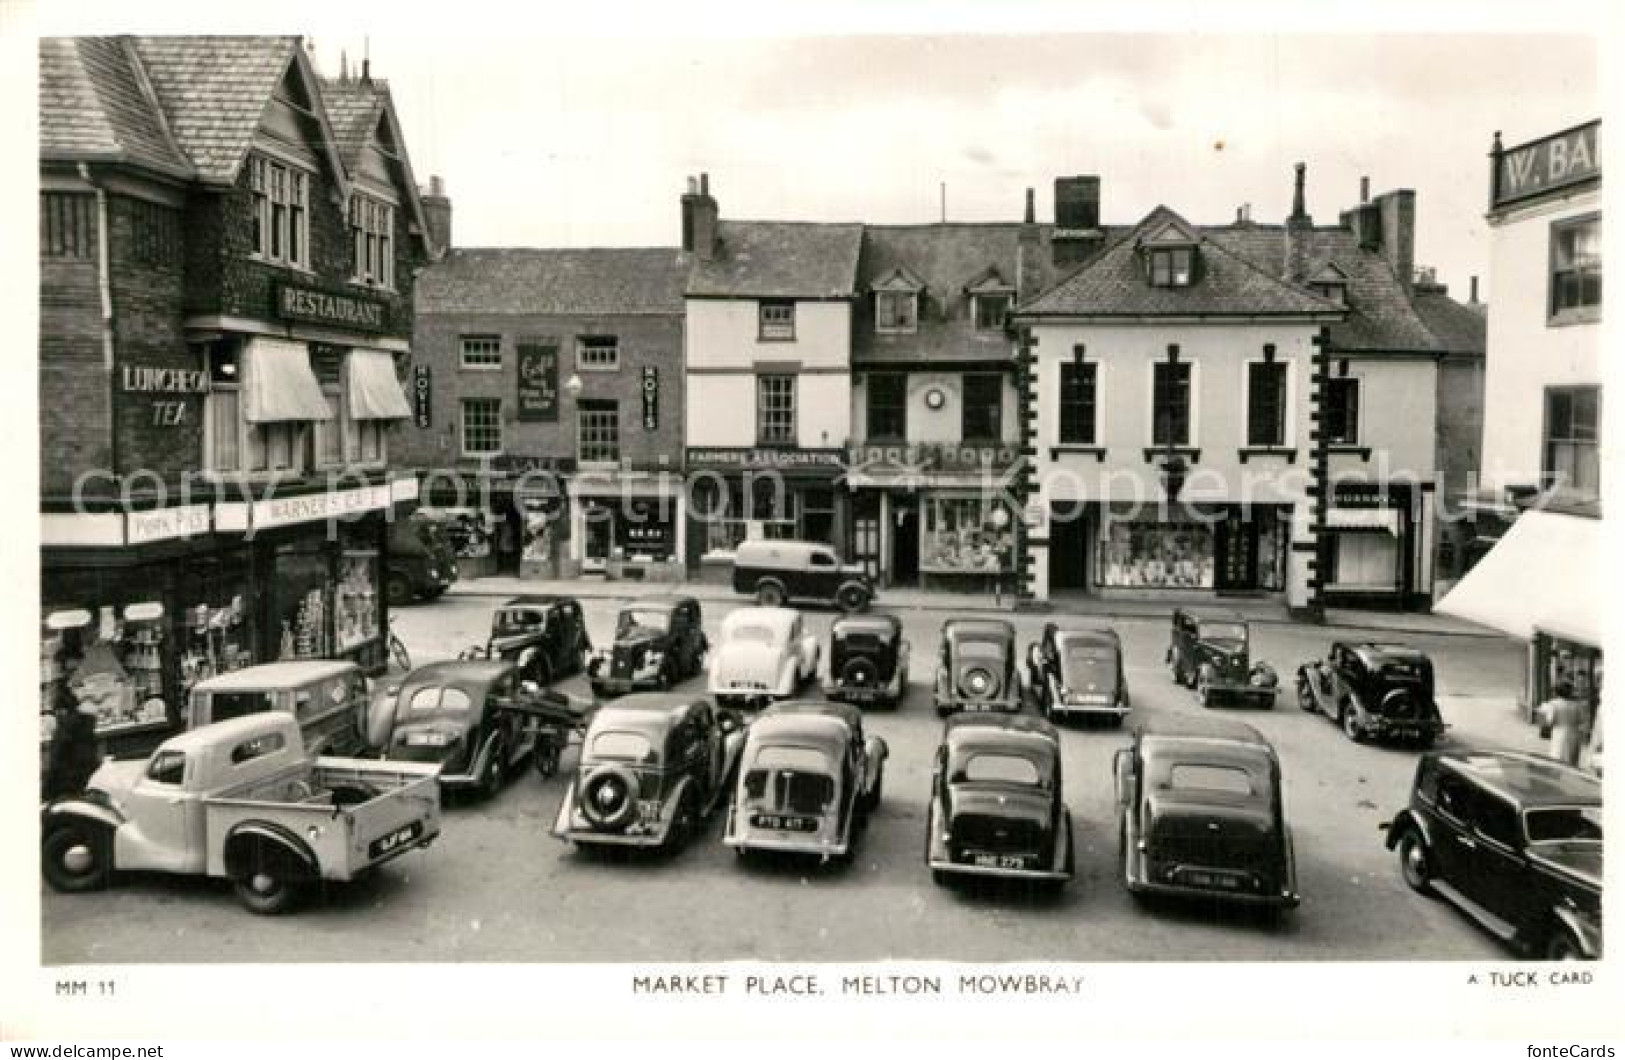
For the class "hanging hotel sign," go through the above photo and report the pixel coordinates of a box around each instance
[517,343,559,423]
[412,365,432,429]
[1492,121,1601,209]
[274,282,389,332]
[641,365,660,430]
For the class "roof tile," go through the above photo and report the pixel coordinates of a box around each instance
[686,221,863,299]
[416,248,689,316]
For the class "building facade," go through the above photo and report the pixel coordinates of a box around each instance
[1437,119,1601,720]
[1014,169,1467,612]
[38,37,434,755]
[680,176,863,581]
[397,247,689,580]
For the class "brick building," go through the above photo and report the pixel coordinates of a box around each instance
[38,37,436,754]
[397,247,688,580]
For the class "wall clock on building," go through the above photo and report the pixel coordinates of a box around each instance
[924,387,946,410]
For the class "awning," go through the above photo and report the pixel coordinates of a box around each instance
[243,337,332,423]
[1325,507,1400,532]
[1434,508,1602,645]
[347,348,413,420]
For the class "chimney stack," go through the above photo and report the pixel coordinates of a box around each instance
[1052,175,1104,269]
[1017,188,1042,304]
[421,175,452,254]
[1374,188,1416,292]
[1470,275,1480,304]
[1285,163,1312,281]
[360,57,371,85]
[681,173,719,261]
[1289,162,1311,225]
[1360,176,1370,204]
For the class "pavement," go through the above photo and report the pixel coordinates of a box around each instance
[446,573,1503,639]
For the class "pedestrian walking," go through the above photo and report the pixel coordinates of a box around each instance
[1534,682,1590,767]
[42,682,102,800]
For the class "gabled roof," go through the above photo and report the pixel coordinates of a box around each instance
[686,221,863,300]
[417,248,688,316]
[1022,206,1340,319]
[1307,260,1351,284]
[853,223,1052,366]
[320,75,438,257]
[870,265,926,292]
[38,37,193,179]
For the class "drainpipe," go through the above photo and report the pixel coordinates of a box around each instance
[79,162,120,484]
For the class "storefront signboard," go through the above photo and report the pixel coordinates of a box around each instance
[517,344,559,423]
[846,442,1020,473]
[642,366,659,430]
[1492,121,1601,209]
[1333,481,1416,511]
[412,365,432,428]
[687,447,845,471]
[274,281,389,332]
[126,503,212,545]
[249,484,393,532]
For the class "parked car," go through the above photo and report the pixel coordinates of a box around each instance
[481,595,591,686]
[189,660,368,758]
[370,659,592,796]
[552,694,744,853]
[1297,642,1447,747]
[1381,749,1602,959]
[587,597,708,698]
[1166,608,1279,709]
[385,510,458,605]
[1114,712,1299,911]
[708,606,820,710]
[926,713,1073,890]
[933,618,1022,717]
[731,539,874,613]
[823,613,909,708]
[723,701,886,862]
[40,713,441,914]
[1026,624,1130,725]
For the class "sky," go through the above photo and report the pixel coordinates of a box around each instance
[287,30,1604,300]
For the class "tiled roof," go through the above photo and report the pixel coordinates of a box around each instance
[320,77,386,173]
[686,221,863,299]
[129,35,301,184]
[1206,226,1442,352]
[416,248,689,316]
[1022,206,1341,319]
[853,223,1054,365]
[39,37,192,178]
[1411,287,1487,355]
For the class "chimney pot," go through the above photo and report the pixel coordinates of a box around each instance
[1290,162,1309,224]
[1360,176,1370,204]
[361,58,371,84]
[700,173,709,196]
[1470,275,1480,303]
[1024,188,1035,225]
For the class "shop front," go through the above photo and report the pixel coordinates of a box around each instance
[1321,481,1428,610]
[685,447,849,582]
[1046,501,1291,598]
[568,472,687,582]
[40,477,418,760]
[417,457,569,578]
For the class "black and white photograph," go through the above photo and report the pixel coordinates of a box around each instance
[2,0,1617,1049]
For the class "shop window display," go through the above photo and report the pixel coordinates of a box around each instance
[1257,512,1288,592]
[274,545,331,661]
[921,497,1012,574]
[1097,520,1215,588]
[40,603,170,744]
[335,552,379,652]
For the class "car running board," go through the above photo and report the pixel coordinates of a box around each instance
[1431,880,1518,943]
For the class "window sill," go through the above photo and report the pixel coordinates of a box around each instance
[1050,445,1106,462]
[757,335,798,343]
[347,278,395,295]
[1327,444,1372,462]
[1141,446,1201,463]
[1238,446,1298,464]
[1547,308,1601,327]
[250,256,315,276]
[462,451,504,460]
[459,363,503,372]
[875,326,918,336]
[576,363,621,373]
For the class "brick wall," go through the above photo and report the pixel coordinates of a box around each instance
[399,311,685,474]
[39,191,113,497]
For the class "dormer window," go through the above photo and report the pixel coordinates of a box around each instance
[1307,262,1351,307]
[876,291,918,333]
[973,294,1012,330]
[1150,248,1193,287]
[1311,281,1347,305]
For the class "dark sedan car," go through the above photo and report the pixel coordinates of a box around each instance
[927,713,1073,890]
[1115,713,1299,911]
[1297,642,1447,747]
[372,659,537,797]
[485,595,591,686]
[1382,750,1602,959]
[1167,608,1278,709]
[823,613,909,708]
[933,618,1022,717]
[1027,624,1131,725]
[587,597,708,698]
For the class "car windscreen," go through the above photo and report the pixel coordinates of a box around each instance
[589,730,656,764]
[957,752,1046,788]
[953,637,1007,661]
[727,624,777,646]
[835,631,888,652]
[1201,622,1248,643]
[1168,763,1255,796]
[407,686,472,714]
[619,610,672,635]
[1524,805,1603,843]
[494,609,547,636]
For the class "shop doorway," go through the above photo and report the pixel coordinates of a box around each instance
[1214,509,1258,593]
[1049,506,1089,590]
[891,495,920,585]
[583,506,613,574]
[852,493,881,580]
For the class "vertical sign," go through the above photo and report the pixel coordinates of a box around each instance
[641,365,659,430]
[517,343,559,423]
[412,365,432,429]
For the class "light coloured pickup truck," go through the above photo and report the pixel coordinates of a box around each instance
[41,713,441,914]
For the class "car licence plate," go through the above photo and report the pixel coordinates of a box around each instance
[970,852,1031,870]
[368,821,423,859]
[1184,870,1241,890]
[752,814,816,832]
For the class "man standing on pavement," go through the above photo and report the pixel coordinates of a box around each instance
[1534,680,1591,767]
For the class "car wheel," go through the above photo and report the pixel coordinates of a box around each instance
[860,766,884,815]
[663,791,697,854]
[1397,829,1433,895]
[1341,706,1365,743]
[755,581,786,608]
[42,824,110,893]
[1546,927,1586,961]
[480,738,508,799]
[836,583,870,614]
[233,866,298,915]
[1296,675,1317,713]
[384,573,413,608]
